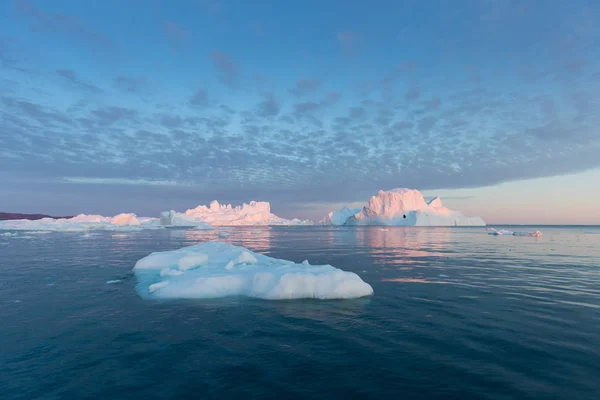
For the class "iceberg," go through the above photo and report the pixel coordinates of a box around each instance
[162,200,312,227]
[133,241,373,300]
[487,228,541,237]
[322,188,485,226]
[0,213,160,232]
[320,205,361,226]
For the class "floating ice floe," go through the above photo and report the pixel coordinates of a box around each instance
[487,228,542,237]
[133,241,373,300]
[321,188,485,226]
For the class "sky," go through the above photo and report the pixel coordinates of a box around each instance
[1,0,599,224]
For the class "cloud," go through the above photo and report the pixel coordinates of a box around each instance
[16,0,114,47]
[114,76,147,93]
[294,101,320,115]
[56,69,102,92]
[209,51,239,87]
[189,89,210,107]
[417,116,437,135]
[2,97,72,125]
[256,92,280,117]
[289,79,321,95]
[90,106,137,124]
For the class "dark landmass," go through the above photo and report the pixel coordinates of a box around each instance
[0,212,73,221]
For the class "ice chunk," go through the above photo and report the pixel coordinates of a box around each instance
[488,228,542,237]
[105,280,122,284]
[251,229,263,234]
[321,188,485,226]
[218,232,230,238]
[133,242,373,300]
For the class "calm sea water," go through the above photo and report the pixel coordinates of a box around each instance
[1,226,600,399]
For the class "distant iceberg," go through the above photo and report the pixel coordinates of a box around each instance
[487,228,541,237]
[321,188,485,226]
[160,200,312,227]
[133,241,373,300]
[0,200,312,232]
[0,213,160,231]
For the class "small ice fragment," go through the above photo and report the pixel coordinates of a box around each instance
[218,232,230,238]
[106,280,122,284]
[224,261,234,270]
[251,229,263,234]
[439,274,449,278]
[302,260,310,265]
[149,281,169,293]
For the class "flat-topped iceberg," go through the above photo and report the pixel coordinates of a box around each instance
[322,188,485,226]
[160,200,312,227]
[0,213,160,231]
[133,241,373,300]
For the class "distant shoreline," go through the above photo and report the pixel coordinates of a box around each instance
[0,212,73,221]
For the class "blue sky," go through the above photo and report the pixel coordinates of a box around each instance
[1,0,599,223]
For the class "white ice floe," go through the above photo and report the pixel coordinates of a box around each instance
[321,188,485,226]
[105,280,122,284]
[133,241,373,300]
[487,228,542,237]
[218,232,231,238]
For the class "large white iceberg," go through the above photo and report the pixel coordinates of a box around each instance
[322,188,485,226]
[0,213,160,231]
[133,241,373,300]
[161,200,312,227]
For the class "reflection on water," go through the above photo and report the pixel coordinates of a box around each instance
[175,226,273,253]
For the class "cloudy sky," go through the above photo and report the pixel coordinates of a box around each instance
[1,0,599,224]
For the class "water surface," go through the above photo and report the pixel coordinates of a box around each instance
[1,226,599,399]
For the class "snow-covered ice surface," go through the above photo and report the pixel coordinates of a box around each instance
[133,242,373,300]
[165,200,312,227]
[488,228,542,237]
[322,188,485,226]
[0,213,161,232]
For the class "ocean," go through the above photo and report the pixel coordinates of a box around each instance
[1,226,599,399]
